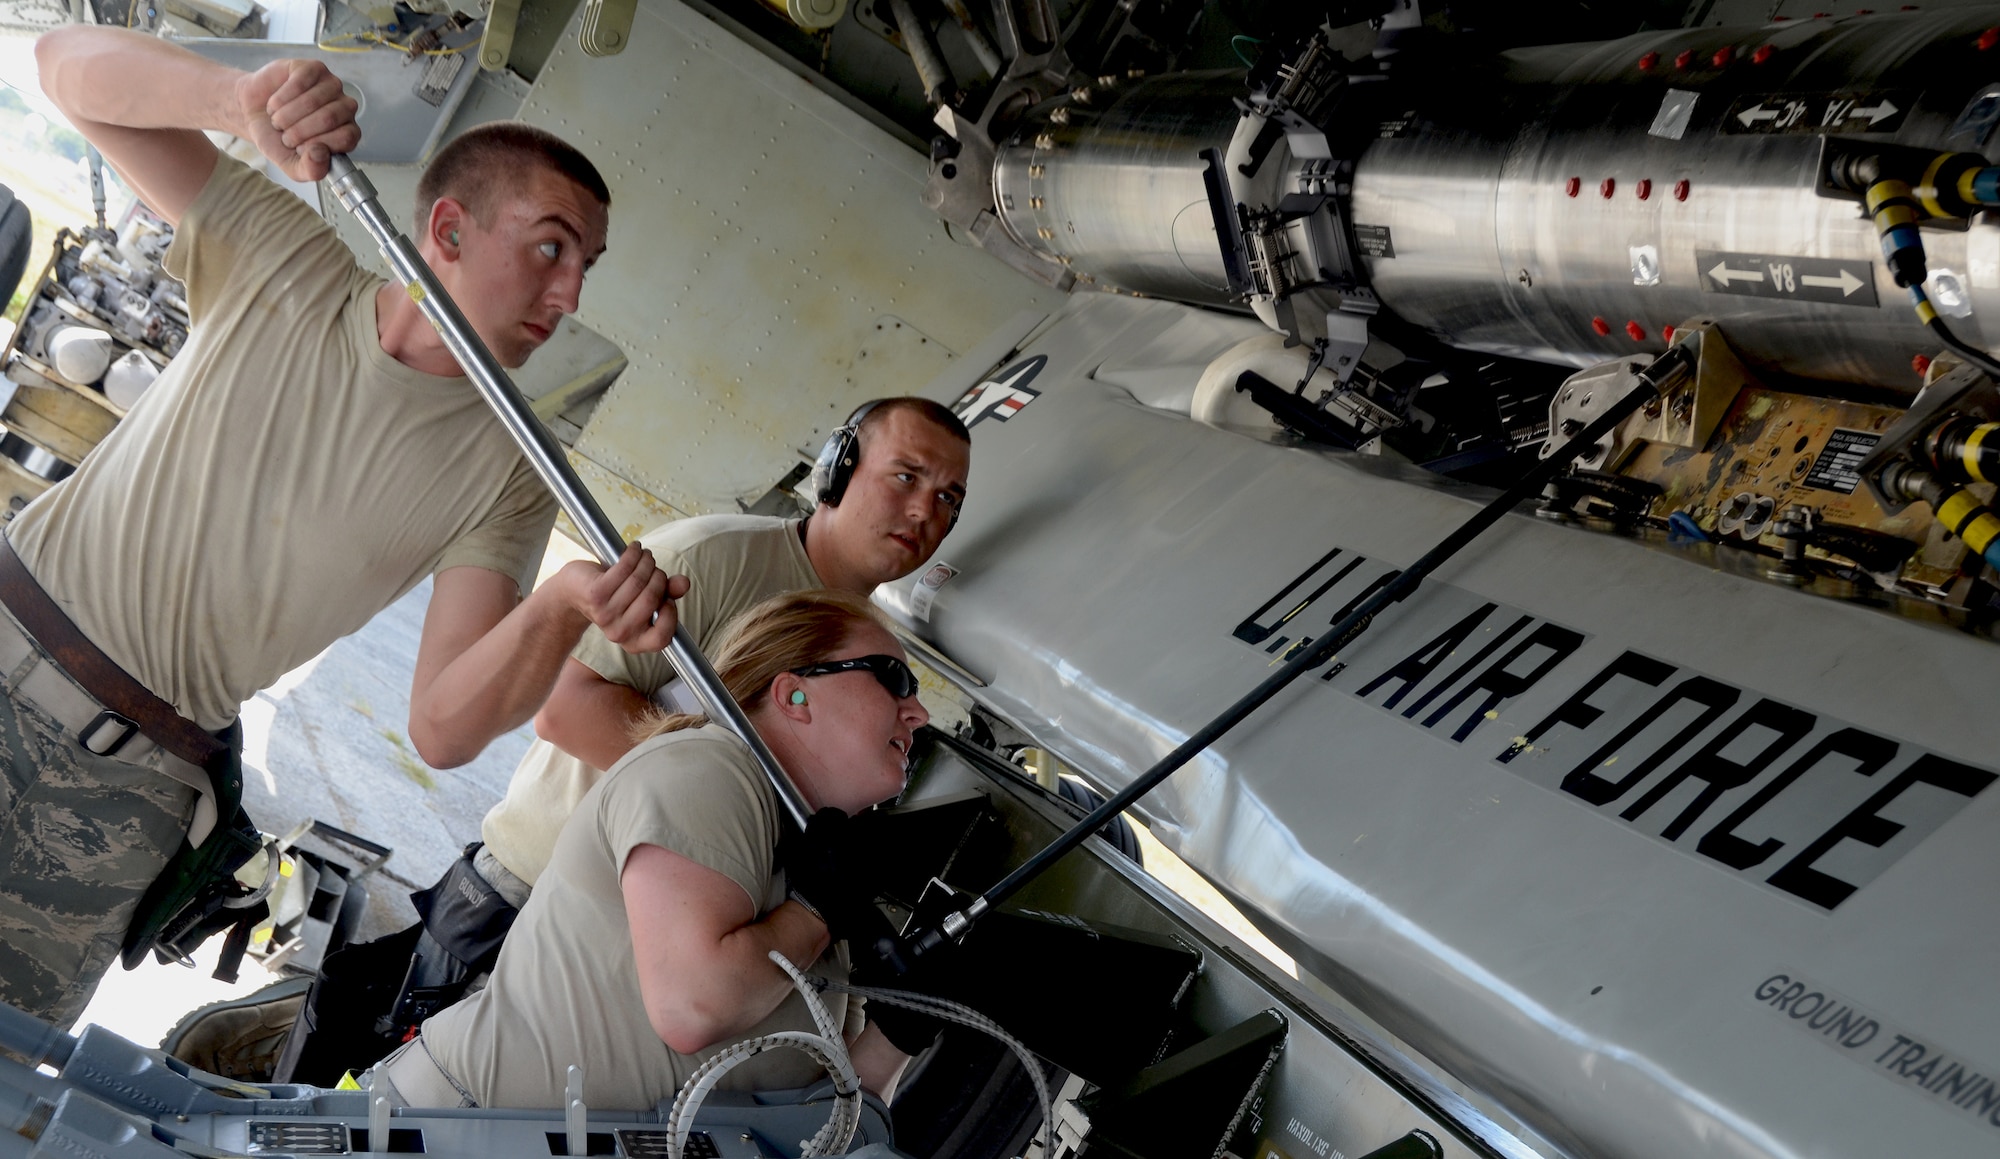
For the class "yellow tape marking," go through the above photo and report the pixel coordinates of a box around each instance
[1964,512,2000,553]
[407,283,427,304]
[1963,423,1996,484]
[1921,154,1954,219]
[1938,488,1981,530]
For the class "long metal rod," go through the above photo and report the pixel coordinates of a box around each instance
[324,155,813,829]
[908,344,1696,953]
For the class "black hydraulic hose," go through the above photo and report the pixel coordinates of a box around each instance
[1859,167,2000,570]
[1924,313,2000,383]
[1857,167,2000,382]
[902,343,1697,957]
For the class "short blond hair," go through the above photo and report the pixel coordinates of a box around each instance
[633,588,891,744]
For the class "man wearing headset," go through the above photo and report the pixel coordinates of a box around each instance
[497,395,971,885]
[283,397,970,1080]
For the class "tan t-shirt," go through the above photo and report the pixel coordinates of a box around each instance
[424,724,860,1110]
[482,515,819,884]
[7,155,555,730]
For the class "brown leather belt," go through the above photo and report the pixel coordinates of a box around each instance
[0,536,226,769]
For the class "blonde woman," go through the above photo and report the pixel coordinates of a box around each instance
[376,589,926,1109]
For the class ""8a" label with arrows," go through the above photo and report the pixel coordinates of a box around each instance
[1695,250,1879,309]
[1721,91,1909,135]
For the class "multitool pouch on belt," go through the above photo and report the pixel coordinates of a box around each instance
[408,846,519,975]
[121,721,274,983]
[384,846,520,1031]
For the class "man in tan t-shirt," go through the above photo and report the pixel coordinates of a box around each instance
[486,398,972,893]
[5,28,684,1023]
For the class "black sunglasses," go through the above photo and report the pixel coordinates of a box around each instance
[789,654,920,699]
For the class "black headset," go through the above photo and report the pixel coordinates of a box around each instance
[811,399,882,507]
[809,399,961,530]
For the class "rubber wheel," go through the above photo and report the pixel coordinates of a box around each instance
[890,1025,1061,1159]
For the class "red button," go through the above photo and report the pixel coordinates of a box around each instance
[1981,27,2000,51]
[1913,353,1932,375]
[1565,176,1581,197]
[1663,325,1677,342]
[1600,177,1617,199]
[1636,179,1653,200]
[1752,44,1775,64]
[1626,321,1647,342]
[1592,317,1612,337]
[1713,45,1734,66]
[1675,49,1695,68]
[1638,51,1659,71]
[1674,179,1691,201]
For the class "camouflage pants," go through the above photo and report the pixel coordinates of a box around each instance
[0,677,196,1027]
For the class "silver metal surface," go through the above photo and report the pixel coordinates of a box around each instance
[888,292,2000,1159]
[324,156,813,829]
[993,12,2000,389]
[1347,16,2000,387]
[993,73,1243,303]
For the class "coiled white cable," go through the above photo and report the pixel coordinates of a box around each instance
[818,980,1052,1144]
[664,952,861,1159]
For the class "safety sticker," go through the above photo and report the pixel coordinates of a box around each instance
[908,561,958,623]
[1802,428,1881,494]
[1752,970,2000,1137]
[1696,250,1879,308]
[954,355,1046,428]
[1722,91,1910,135]
[1353,224,1395,259]
[1375,111,1418,138]
[1649,88,1699,140]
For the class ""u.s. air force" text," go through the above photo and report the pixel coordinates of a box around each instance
[1233,545,1995,911]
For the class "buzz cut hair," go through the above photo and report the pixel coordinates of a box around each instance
[855,397,971,447]
[414,122,611,233]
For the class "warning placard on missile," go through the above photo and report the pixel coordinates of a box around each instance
[1696,251,1879,309]
[1722,91,1910,135]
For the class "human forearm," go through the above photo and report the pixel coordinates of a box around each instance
[37,25,358,220]
[413,551,681,768]
[411,579,586,768]
[38,26,245,137]
[535,658,655,770]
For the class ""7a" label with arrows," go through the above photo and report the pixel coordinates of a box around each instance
[1722,91,1909,135]
[1695,251,1879,308]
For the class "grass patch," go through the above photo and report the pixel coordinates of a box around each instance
[378,728,436,790]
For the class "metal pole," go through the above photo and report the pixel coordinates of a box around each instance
[906,344,1698,953]
[324,155,813,828]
